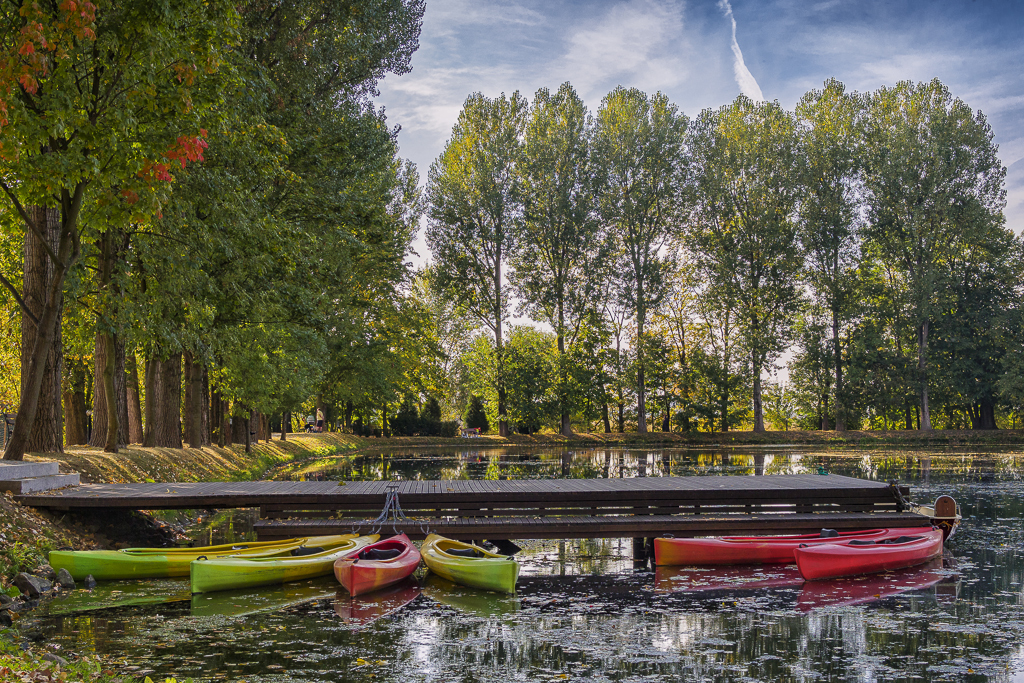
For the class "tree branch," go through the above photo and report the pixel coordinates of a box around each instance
[0,177,60,264]
[0,271,38,326]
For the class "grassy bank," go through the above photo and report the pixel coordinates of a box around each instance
[27,432,365,485]
[303,428,1024,450]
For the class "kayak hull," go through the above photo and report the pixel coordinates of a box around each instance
[794,528,944,580]
[190,535,378,593]
[49,536,353,581]
[421,534,519,594]
[333,534,421,596]
[654,527,936,566]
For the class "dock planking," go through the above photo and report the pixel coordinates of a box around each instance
[15,474,930,541]
[14,474,907,510]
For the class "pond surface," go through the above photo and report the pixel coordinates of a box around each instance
[18,446,1024,682]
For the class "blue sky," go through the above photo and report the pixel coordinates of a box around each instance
[376,0,1024,261]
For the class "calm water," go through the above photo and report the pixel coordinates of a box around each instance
[18,446,1024,682]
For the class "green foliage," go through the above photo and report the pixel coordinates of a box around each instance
[465,395,489,433]
[862,78,1006,429]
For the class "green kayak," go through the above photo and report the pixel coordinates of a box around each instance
[191,534,379,593]
[421,534,519,594]
[49,536,355,581]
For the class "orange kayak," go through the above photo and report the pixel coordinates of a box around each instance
[654,527,936,566]
[794,528,944,580]
[333,534,421,596]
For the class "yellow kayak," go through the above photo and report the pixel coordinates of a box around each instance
[49,536,350,581]
[421,534,519,594]
[191,535,379,593]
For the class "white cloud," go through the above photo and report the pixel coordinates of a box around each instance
[555,0,691,99]
[717,0,764,101]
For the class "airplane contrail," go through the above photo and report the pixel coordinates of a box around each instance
[718,0,764,102]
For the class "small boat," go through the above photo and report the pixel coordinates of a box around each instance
[912,495,962,541]
[49,536,352,581]
[421,534,519,594]
[333,534,421,596]
[334,578,421,627]
[653,527,936,566]
[190,535,379,593]
[794,527,944,580]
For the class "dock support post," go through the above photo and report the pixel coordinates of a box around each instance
[632,537,646,560]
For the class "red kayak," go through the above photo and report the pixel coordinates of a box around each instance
[654,527,936,566]
[333,534,421,596]
[794,528,944,580]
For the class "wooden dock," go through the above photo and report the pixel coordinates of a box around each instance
[16,474,929,541]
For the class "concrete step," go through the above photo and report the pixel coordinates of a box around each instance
[0,473,80,494]
[0,461,60,481]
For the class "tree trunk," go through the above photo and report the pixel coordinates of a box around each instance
[281,410,289,441]
[832,308,846,431]
[636,316,647,434]
[918,321,932,430]
[62,359,88,446]
[557,303,571,436]
[978,401,997,430]
[905,402,914,431]
[602,403,611,434]
[17,206,64,455]
[221,399,231,446]
[143,357,156,447]
[185,352,204,448]
[90,332,127,451]
[752,348,765,433]
[752,375,765,433]
[143,353,182,448]
[494,244,509,438]
[101,332,118,452]
[210,388,222,446]
[662,391,670,432]
[126,352,143,444]
[232,404,247,444]
[244,407,252,454]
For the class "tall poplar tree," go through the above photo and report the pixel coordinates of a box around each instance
[427,91,528,437]
[795,79,864,431]
[593,87,688,434]
[863,79,1005,431]
[512,83,602,436]
[688,96,803,432]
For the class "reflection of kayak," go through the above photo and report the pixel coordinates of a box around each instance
[191,535,379,593]
[421,534,518,594]
[44,579,192,616]
[333,578,421,627]
[795,528,944,580]
[421,573,520,618]
[653,527,936,566]
[50,536,350,581]
[191,578,339,617]
[797,558,954,610]
[653,565,805,593]
[334,534,420,596]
